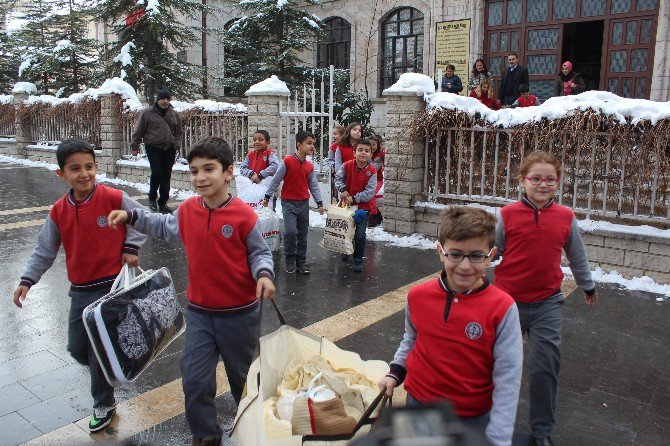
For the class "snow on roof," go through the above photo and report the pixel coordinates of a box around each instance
[12,82,37,94]
[426,90,670,126]
[171,99,248,114]
[245,75,290,96]
[383,73,436,96]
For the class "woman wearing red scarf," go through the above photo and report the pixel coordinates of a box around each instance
[554,61,585,97]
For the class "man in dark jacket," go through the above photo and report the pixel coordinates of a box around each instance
[131,87,182,213]
[499,53,530,106]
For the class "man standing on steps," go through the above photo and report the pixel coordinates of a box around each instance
[499,53,530,107]
[130,87,182,214]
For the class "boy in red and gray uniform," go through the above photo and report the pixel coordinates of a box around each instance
[335,138,377,272]
[378,207,522,446]
[13,138,147,433]
[108,137,275,446]
[239,129,279,183]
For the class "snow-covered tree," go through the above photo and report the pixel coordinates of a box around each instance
[95,0,206,102]
[0,25,21,93]
[220,0,324,95]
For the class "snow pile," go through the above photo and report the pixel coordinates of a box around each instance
[0,95,13,104]
[426,90,670,126]
[563,267,670,298]
[578,219,670,240]
[83,77,143,109]
[383,73,436,96]
[171,99,248,114]
[12,82,37,94]
[245,75,290,96]
[113,42,135,67]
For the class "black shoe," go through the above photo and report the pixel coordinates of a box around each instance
[296,264,310,274]
[159,204,173,214]
[352,259,363,272]
[528,436,555,446]
[285,258,296,274]
[192,436,222,446]
[88,404,116,433]
[341,254,350,262]
[148,199,158,212]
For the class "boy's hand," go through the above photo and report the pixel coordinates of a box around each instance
[256,277,275,300]
[108,210,129,229]
[251,173,260,184]
[340,191,350,199]
[13,285,29,308]
[261,199,269,208]
[584,291,598,306]
[345,196,354,205]
[318,206,324,215]
[378,376,398,397]
[122,253,139,267]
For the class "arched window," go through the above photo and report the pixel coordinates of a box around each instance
[380,7,424,93]
[317,17,351,69]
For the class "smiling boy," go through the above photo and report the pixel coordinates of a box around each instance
[12,138,147,433]
[108,137,275,446]
[239,129,279,184]
[378,207,522,446]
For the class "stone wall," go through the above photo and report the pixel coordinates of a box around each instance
[25,145,58,164]
[114,164,237,196]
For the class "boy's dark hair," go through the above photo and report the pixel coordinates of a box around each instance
[254,129,270,142]
[356,138,372,149]
[518,84,529,94]
[296,130,315,145]
[186,137,233,169]
[56,138,95,169]
[446,64,456,71]
[438,207,496,247]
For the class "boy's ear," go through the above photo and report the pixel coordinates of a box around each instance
[436,242,444,259]
[488,246,498,261]
[55,169,65,179]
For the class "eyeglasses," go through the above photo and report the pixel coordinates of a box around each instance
[523,176,558,186]
[439,245,493,263]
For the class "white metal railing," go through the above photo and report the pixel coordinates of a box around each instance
[425,127,670,224]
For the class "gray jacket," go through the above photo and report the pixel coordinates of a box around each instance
[131,103,183,151]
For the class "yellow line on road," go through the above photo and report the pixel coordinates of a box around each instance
[0,196,147,218]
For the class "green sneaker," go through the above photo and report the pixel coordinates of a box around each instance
[89,404,116,433]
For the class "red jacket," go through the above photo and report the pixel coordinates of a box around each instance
[50,185,129,288]
[178,196,259,311]
[343,160,377,212]
[469,89,500,110]
[494,199,574,303]
[337,144,355,164]
[404,277,515,417]
[246,148,275,175]
[517,94,539,107]
[280,154,314,201]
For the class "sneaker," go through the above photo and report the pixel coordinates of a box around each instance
[296,264,311,274]
[352,260,363,273]
[89,404,117,433]
[192,436,223,446]
[285,258,296,274]
[148,199,158,212]
[341,254,350,262]
[159,204,173,214]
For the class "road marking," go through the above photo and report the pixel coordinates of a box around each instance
[22,274,581,445]
[0,195,147,218]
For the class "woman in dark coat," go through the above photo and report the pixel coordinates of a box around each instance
[555,61,586,96]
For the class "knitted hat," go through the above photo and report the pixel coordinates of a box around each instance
[291,396,357,436]
[156,87,171,101]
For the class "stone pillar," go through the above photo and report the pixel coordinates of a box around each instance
[13,91,29,158]
[99,93,124,177]
[381,92,427,235]
[651,1,670,101]
[245,76,290,156]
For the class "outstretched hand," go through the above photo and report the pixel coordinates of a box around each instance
[584,291,598,306]
[108,210,129,229]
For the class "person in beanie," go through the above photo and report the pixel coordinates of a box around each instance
[130,86,183,214]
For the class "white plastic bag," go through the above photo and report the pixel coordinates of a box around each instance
[237,175,270,209]
[319,204,355,255]
[255,206,281,251]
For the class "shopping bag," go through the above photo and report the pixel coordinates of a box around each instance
[231,301,390,446]
[83,265,185,386]
[237,175,270,209]
[256,206,281,251]
[319,203,355,255]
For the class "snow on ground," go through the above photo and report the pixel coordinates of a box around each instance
[426,90,670,126]
[245,75,290,96]
[0,95,12,104]
[1,154,668,297]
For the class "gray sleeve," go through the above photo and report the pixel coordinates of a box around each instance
[353,174,377,204]
[246,222,275,281]
[264,161,286,198]
[120,193,148,250]
[390,302,416,369]
[327,147,336,168]
[20,216,61,286]
[131,208,182,243]
[239,154,253,178]
[130,110,147,150]
[260,152,279,178]
[334,164,346,192]
[564,217,596,292]
[371,157,383,172]
[307,171,323,205]
[487,304,523,446]
[334,149,343,174]
[493,217,506,261]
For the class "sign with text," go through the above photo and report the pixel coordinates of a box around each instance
[435,19,471,96]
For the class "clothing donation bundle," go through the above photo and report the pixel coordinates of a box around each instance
[83,265,185,386]
[319,203,355,255]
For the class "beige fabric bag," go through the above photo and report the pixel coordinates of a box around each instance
[319,204,355,255]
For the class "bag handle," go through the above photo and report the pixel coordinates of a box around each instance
[269,298,287,326]
[110,265,147,292]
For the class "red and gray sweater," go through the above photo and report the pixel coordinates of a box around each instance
[335,160,377,211]
[264,154,323,206]
[20,184,147,291]
[387,273,522,446]
[334,144,355,174]
[494,196,595,303]
[128,195,274,313]
[239,148,279,179]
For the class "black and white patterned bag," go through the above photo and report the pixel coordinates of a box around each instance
[83,265,185,386]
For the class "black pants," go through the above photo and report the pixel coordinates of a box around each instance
[146,145,176,206]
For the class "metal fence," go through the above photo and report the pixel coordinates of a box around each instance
[122,110,249,162]
[425,127,670,224]
[0,103,14,137]
[25,102,101,147]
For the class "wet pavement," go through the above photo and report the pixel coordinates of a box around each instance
[0,161,668,446]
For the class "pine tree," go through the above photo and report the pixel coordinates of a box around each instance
[220,0,324,95]
[95,0,206,102]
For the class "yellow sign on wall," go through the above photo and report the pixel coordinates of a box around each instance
[435,19,471,96]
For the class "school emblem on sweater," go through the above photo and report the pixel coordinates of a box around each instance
[465,322,483,340]
[366,171,372,176]
[221,224,233,238]
[97,216,108,228]
[262,156,268,161]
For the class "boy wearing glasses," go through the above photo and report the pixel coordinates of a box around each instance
[378,206,522,446]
